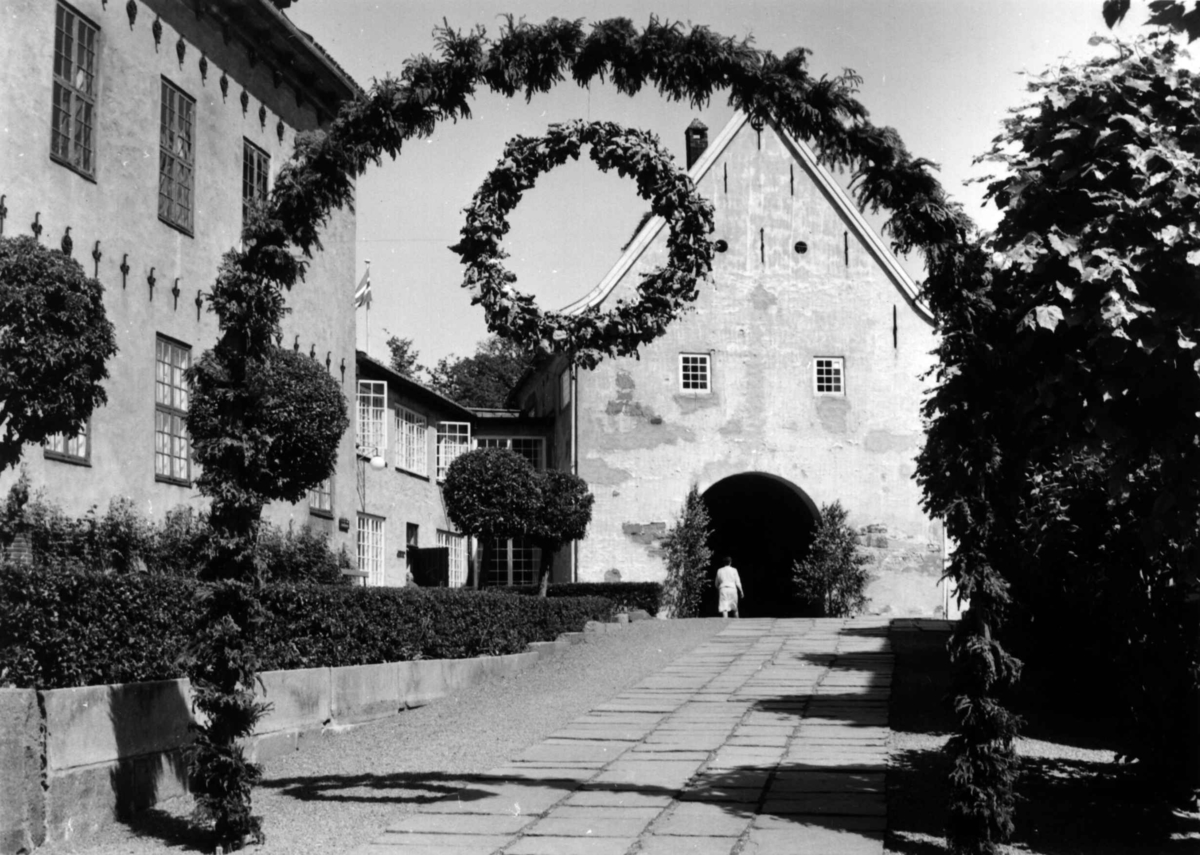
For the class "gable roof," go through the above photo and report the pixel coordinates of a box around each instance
[558,112,933,325]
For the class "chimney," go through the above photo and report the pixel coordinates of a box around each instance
[685,119,708,170]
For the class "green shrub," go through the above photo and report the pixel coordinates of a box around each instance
[507,582,663,615]
[256,523,353,585]
[792,501,871,617]
[661,486,712,618]
[0,566,616,689]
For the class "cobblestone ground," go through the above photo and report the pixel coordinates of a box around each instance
[346,617,894,855]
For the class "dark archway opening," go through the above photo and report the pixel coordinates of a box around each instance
[701,473,819,618]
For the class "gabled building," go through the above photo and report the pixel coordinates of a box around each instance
[517,113,948,617]
[0,0,359,548]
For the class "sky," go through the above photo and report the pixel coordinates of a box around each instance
[285,0,1143,366]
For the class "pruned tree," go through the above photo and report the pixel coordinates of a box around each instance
[792,502,871,617]
[530,469,594,594]
[661,486,713,618]
[0,236,117,471]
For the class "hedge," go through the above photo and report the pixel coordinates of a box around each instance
[0,566,616,689]
[505,581,663,616]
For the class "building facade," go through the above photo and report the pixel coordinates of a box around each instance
[0,0,359,548]
[519,113,947,616]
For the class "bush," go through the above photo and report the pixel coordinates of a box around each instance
[792,501,871,617]
[507,582,663,615]
[661,485,712,618]
[0,565,617,689]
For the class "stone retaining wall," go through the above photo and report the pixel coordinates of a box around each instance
[0,637,578,853]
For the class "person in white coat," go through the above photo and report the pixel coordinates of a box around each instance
[714,556,744,618]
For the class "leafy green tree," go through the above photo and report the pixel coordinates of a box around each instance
[384,332,424,379]
[427,336,534,409]
[530,469,594,594]
[0,236,117,471]
[661,486,712,618]
[792,502,871,617]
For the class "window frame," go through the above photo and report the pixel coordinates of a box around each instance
[308,477,332,518]
[50,1,99,181]
[395,405,428,477]
[437,530,467,588]
[356,380,388,457]
[813,357,846,396]
[678,353,712,394]
[357,513,385,587]
[436,421,472,481]
[241,138,270,225]
[44,419,91,466]
[485,537,541,587]
[154,335,192,486]
[476,436,545,470]
[158,78,196,236]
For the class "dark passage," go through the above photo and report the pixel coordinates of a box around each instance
[701,473,819,617]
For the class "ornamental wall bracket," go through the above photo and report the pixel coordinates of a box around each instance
[92,241,102,278]
[126,0,137,29]
[31,212,42,241]
[147,267,156,301]
[120,254,130,289]
[195,290,204,321]
[172,278,181,310]
[151,16,162,50]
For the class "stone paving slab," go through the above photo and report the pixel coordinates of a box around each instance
[345,618,893,855]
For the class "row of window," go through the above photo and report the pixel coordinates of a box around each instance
[355,516,469,588]
[51,3,271,234]
[677,354,845,396]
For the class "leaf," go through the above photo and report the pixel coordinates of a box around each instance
[1186,249,1200,266]
[1025,305,1064,331]
[1102,0,1131,28]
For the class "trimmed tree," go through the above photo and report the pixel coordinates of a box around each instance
[792,502,871,617]
[661,486,713,618]
[0,235,117,471]
[531,469,594,595]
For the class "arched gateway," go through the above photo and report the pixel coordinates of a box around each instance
[701,473,821,618]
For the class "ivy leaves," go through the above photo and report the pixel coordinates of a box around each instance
[450,120,715,368]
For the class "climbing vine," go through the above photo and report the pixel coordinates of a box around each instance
[451,120,714,367]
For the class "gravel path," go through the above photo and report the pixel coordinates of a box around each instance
[37,618,724,855]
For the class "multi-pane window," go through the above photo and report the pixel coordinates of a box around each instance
[679,353,711,393]
[438,530,467,587]
[356,380,387,456]
[477,436,544,470]
[559,368,571,410]
[308,478,332,516]
[486,537,541,586]
[436,422,471,480]
[45,422,89,464]
[357,514,385,587]
[155,336,191,483]
[159,79,195,233]
[396,406,428,475]
[51,3,98,177]
[242,139,270,224]
[814,357,845,396]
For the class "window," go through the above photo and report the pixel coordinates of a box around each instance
[51,2,98,178]
[308,478,332,516]
[477,436,544,470]
[814,357,845,396]
[357,514,385,586]
[356,380,387,456]
[486,537,541,586]
[159,79,195,233]
[679,353,711,393]
[155,336,191,484]
[406,523,419,549]
[396,406,428,476]
[438,530,467,587]
[45,421,89,465]
[242,139,269,224]
[436,422,471,480]
[559,368,571,410]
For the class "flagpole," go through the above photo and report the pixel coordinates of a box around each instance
[364,259,370,353]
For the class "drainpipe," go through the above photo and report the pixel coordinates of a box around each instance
[571,365,579,583]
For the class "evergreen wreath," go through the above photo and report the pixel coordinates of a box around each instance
[451,119,714,368]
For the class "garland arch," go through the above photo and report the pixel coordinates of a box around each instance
[450,119,714,367]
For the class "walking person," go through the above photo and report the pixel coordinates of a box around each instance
[714,556,744,618]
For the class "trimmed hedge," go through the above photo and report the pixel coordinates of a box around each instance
[506,581,663,616]
[0,566,616,689]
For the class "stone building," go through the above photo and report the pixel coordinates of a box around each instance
[0,0,359,548]
[519,112,947,616]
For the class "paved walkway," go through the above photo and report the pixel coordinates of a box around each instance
[347,617,894,855]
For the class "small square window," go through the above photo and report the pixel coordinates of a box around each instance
[814,357,845,396]
[679,353,711,393]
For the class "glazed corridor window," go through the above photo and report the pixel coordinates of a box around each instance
[155,337,191,483]
[477,436,544,470]
[357,514,384,587]
[679,353,711,393]
[356,380,387,456]
[159,80,195,233]
[436,422,471,480]
[45,422,89,464]
[308,478,332,516]
[814,357,845,395]
[242,139,269,223]
[51,3,98,177]
[396,407,428,476]
[437,530,467,587]
[486,537,541,586]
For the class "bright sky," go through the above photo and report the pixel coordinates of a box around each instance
[286,0,1138,365]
